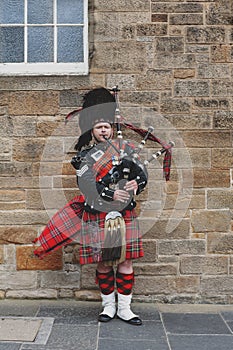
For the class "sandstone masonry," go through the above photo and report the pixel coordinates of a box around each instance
[0,0,232,303]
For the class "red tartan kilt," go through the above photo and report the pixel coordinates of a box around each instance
[79,209,144,265]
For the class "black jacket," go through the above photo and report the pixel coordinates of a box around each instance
[71,142,148,214]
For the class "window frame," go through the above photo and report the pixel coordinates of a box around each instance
[0,0,88,76]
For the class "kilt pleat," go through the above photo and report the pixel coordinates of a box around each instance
[79,209,144,265]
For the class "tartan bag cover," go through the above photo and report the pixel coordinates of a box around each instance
[33,195,85,258]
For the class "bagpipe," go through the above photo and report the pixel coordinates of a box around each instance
[109,86,174,181]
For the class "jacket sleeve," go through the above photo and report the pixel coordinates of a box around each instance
[71,150,115,203]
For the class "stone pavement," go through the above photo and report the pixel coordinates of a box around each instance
[0,300,233,350]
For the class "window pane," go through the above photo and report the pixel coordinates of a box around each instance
[28,0,53,24]
[57,0,84,24]
[0,0,24,24]
[28,27,54,62]
[57,26,83,63]
[0,27,24,62]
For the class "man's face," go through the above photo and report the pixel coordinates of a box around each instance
[92,122,113,143]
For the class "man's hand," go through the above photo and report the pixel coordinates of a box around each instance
[113,189,130,203]
[124,180,138,194]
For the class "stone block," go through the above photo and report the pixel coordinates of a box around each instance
[142,219,190,239]
[94,0,150,11]
[191,170,230,188]
[174,69,195,79]
[26,189,77,210]
[13,138,64,162]
[13,116,37,136]
[197,63,230,79]
[36,120,69,137]
[191,210,231,233]
[207,233,233,254]
[80,264,97,289]
[174,80,210,97]
[158,239,206,256]
[170,14,203,25]
[0,271,37,289]
[53,176,77,189]
[186,45,210,54]
[120,91,160,106]
[160,98,191,113]
[212,80,233,96]
[211,149,233,169]
[181,131,231,148]
[6,289,58,299]
[207,4,233,25]
[152,14,168,22]
[16,246,63,271]
[0,210,49,225]
[0,201,25,210]
[106,74,136,90]
[187,27,225,44]
[134,262,177,276]
[151,3,203,14]
[201,276,233,295]
[140,240,157,262]
[75,290,101,301]
[165,114,211,129]
[194,98,229,109]
[213,111,233,129]
[60,90,84,107]
[207,189,233,209]
[37,161,64,176]
[156,37,184,53]
[180,255,228,275]
[0,190,25,202]
[134,275,199,294]
[8,91,59,116]
[0,226,37,244]
[211,45,232,62]
[92,42,147,73]
[0,162,32,177]
[180,148,211,168]
[156,53,195,68]
[40,270,81,289]
[136,69,172,90]
[136,23,167,36]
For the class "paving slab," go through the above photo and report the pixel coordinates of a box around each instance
[98,338,170,350]
[162,313,232,334]
[168,335,233,350]
[0,318,41,342]
[0,344,21,350]
[37,303,99,325]
[99,319,164,340]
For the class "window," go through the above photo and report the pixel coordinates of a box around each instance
[0,0,88,75]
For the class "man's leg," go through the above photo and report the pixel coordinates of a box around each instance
[116,259,142,326]
[96,262,116,322]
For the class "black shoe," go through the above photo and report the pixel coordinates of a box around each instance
[117,315,142,326]
[98,313,114,322]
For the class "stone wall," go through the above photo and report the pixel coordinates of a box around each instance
[0,0,232,302]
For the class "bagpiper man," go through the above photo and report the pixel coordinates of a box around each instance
[71,87,148,325]
[33,86,173,326]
